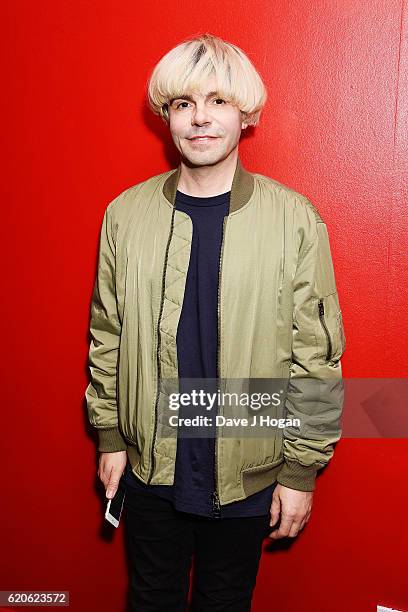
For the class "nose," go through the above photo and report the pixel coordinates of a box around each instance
[191,101,211,126]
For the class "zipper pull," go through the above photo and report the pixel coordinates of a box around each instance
[212,491,221,518]
[318,299,324,316]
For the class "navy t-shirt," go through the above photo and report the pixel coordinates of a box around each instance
[122,188,277,517]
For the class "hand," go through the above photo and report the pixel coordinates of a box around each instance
[268,483,313,539]
[98,451,127,499]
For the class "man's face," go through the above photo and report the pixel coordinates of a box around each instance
[167,75,246,167]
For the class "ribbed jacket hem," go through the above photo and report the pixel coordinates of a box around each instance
[276,459,319,491]
[97,427,128,452]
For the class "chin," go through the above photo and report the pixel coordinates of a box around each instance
[181,150,228,168]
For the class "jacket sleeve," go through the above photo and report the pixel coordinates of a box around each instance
[85,200,128,453]
[276,198,346,491]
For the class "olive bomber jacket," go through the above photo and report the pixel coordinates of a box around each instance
[85,157,346,505]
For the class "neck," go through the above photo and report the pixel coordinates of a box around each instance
[177,148,239,197]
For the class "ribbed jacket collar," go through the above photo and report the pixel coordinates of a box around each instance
[162,156,254,214]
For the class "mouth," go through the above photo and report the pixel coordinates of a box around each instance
[188,136,219,143]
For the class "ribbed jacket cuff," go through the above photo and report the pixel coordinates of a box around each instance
[97,427,128,453]
[276,459,319,492]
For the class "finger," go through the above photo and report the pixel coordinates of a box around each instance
[106,467,122,499]
[98,463,107,486]
[299,511,311,531]
[287,519,302,538]
[269,516,293,539]
[269,494,281,527]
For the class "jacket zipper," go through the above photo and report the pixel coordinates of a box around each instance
[318,298,332,361]
[212,214,227,518]
[147,207,176,485]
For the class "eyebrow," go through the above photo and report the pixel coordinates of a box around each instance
[169,91,221,105]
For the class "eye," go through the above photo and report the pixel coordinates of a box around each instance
[213,98,226,104]
[175,101,190,109]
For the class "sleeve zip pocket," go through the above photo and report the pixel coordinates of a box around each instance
[317,298,333,361]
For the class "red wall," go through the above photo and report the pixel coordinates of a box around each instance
[2,1,407,611]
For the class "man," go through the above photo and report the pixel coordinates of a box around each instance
[85,33,346,611]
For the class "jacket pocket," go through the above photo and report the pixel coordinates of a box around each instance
[313,222,346,364]
[315,292,345,364]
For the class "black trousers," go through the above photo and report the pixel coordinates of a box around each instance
[123,483,271,612]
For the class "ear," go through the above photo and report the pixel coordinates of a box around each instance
[240,109,249,130]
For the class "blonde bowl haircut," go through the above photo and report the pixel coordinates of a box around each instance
[147,33,267,127]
